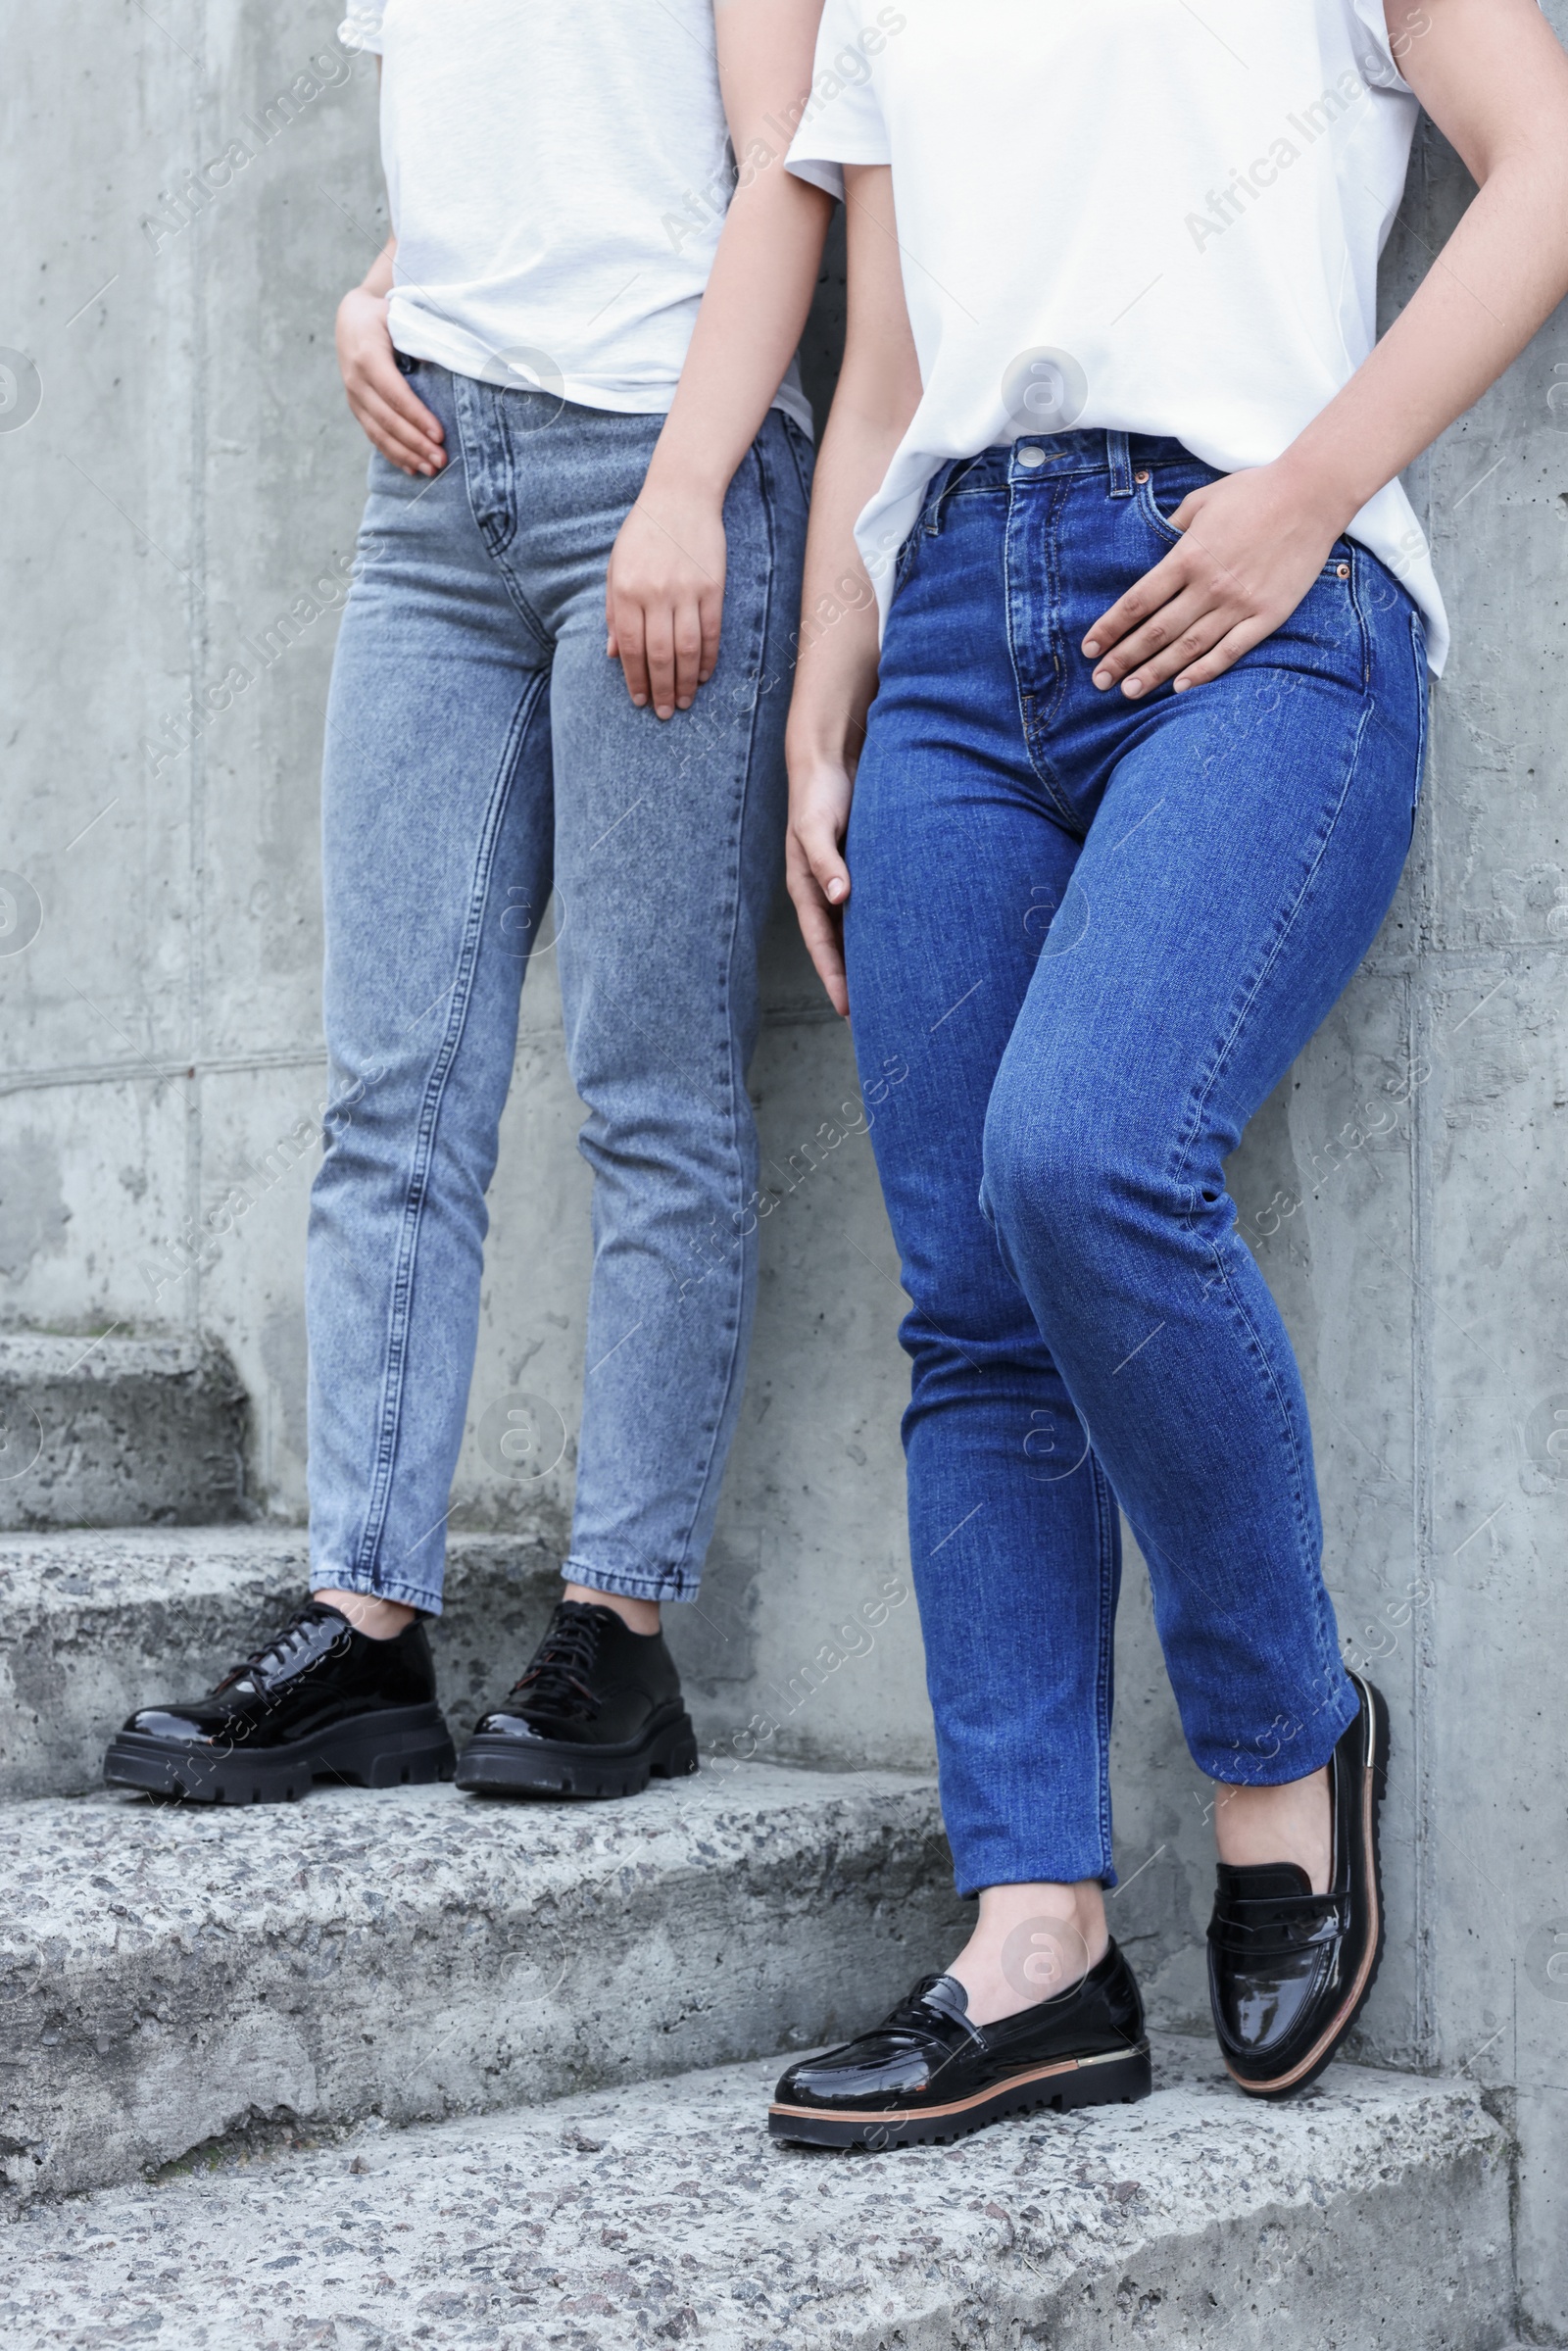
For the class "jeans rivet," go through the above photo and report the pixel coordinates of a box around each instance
[1134,469,1151,484]
[1337,562,1351,579]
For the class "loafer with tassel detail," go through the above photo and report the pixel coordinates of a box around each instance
[1207,1670,1390,2098]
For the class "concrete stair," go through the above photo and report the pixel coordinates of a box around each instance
[0,1767,964,2203]
[0,1340,1528,2347]
[0,1336,248,1532]
[0,2038,1513,2350]
[0,1526,562,1800]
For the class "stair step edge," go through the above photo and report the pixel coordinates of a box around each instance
[0,2037,1513,2351]
[1,1769,966,2204]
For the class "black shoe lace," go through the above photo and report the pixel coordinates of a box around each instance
[216,1600,350,1692]
[509,1604,608,1722]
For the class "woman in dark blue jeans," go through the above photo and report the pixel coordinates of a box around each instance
[767,0,1568,2147]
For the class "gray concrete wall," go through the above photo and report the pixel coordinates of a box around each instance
[3,4,1566,2331]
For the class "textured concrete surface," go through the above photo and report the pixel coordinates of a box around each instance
[0,1526,565,1800]
[0,2038,1511,2351]
[6,0,1568,2327]
[0,1336,246,1531]
[0,1765,966,2200]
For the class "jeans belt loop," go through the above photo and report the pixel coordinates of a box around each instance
[1106,430,1135,499]
[926,455,967,536]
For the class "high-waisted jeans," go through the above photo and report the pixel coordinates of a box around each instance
[307,361,809,1613]
[845,430,1429,1896]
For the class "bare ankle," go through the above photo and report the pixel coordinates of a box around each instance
[1212,1766,1332,1895]
[947,1881,1108,2028]
[312,1588,416,1641]
[561,1582,662,1636]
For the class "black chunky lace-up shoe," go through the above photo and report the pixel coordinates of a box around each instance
[1207,1672,1390,2098]
[454,1599,698,1799]
[768,1941,1151,2150]
[103,1600,455,1803]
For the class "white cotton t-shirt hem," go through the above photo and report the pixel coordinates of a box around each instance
[340,2,813,438]
[383,306,813,432]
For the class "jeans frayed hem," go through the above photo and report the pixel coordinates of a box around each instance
[562,1555,698,1604]
[309,1568,443,1618]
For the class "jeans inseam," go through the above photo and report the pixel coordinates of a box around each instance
[349,670,550,1592]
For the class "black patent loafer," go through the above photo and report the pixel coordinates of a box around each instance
[454,1599,698,1799]
[103,1600,455,1803]
[768,1940,1151,2150]
[1207,1671,1390,2098]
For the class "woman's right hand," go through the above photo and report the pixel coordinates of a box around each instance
[779,164,919,1026]
[335,284,446,477]
[786,751,856,1019]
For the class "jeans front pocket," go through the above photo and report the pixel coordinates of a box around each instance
[1136,470,1355,586]
[1134,466,1215,548]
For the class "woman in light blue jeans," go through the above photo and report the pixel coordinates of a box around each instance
[309,369,813,1618]
[301,0,838,1684]
[103,4,843,1813]
[768,0,1568,2135]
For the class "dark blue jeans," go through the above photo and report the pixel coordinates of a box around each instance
[845,430,1428,1896]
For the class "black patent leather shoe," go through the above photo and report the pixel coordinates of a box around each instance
[454,1599,698,1799]
[1207,1671,1390,2098]
[768,1941,1151,2150]
[103,1600,455,1804]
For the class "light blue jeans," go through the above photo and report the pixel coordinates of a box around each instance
[307,360,810,1613]
[845,431,1429,1894]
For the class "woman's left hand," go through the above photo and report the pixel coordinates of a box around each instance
[1081,461,1348,699]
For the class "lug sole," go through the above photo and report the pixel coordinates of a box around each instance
[768,2041,1152,2151]
[1224,1675,1391,2100]
[453,1711,699,1800]
[102,1703,457,1805]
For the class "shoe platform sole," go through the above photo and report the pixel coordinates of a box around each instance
[453,1711,699,1800]
[1224,1674,1391,2101]
[767,2041,1152,2151]
[102,1704,457,1805]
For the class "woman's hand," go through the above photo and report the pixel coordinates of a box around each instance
[606,492,727,720]
[335,283,446,477]
[1081,461,1347,698]
[786,750,856,1019]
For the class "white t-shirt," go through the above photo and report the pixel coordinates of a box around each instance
[787,0,1447,670]
[339,0,811,431]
